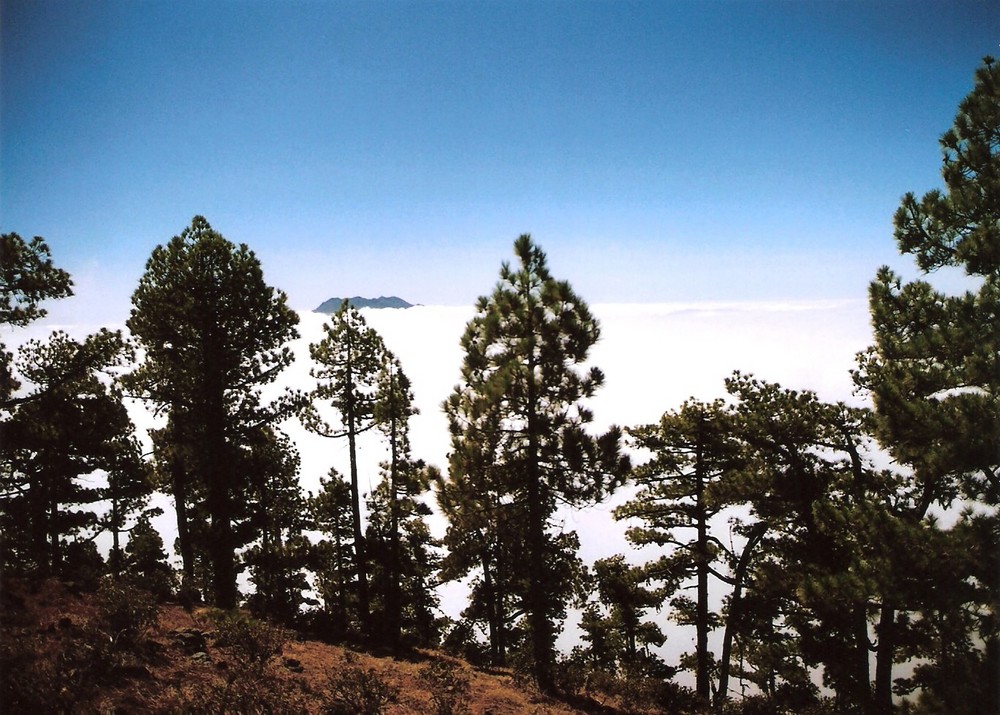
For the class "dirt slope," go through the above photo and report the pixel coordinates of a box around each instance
[1,578,632,714]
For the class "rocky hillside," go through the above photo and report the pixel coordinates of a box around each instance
[1,578,655,714]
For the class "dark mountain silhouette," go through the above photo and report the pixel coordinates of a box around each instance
[314,296,413,312]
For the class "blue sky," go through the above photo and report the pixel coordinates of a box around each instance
[2,0,997,323]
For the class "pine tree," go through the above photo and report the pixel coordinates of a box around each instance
[617,399,740,701]
[126,216,299,608]
[439,379,522,666]
[301,301,387,638]
[720,373,920,713]
[855,56,1000,714]
[1,330,138,576]
[148,416,200,587]
[309,469,359,640]
[442,235,629,691]
[1,234,150,583]
[367,351,440,648]
[858,56,998,505]
[365,471,441,648]
[101,427,152,579]
[373,352,412,647]
[577,602,619,673]
[242,426,311,624]
[0,232,72,407]
[124,513,176,600]
[436,458,524,667]
[590,556,666,675]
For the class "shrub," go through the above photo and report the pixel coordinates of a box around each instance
[178,611,306,713]
[440,620,490,667]
[552,651,592,696]
[420,659,472,715]
[211,610,288,674]
[178,672,308,714]
[94,578,160,652]
[323,652,399,715]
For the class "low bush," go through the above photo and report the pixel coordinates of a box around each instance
[420,659,472,715]
[177,610,308,713]
[323,652,399,715]
[94,577,160,652]
[211,610,288,674]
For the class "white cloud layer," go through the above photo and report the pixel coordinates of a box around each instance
[3,300,875,665]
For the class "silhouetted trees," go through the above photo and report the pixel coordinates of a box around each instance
[302,302,387,638]
[442,235,630,691]
[2,330,141,576]
[0,55,994,715]
[309,470,357,639]
[366,351,441,648]
[854,55,999,714]
[126,216,300,608]
[1,235,149,584]
[617,399,740,702]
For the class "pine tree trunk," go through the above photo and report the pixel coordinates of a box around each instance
[29,477,48,574]
[481,545,502,665]
[695,415,711,701]
[525,364,555,693]
[526,467,553,691]
[716,522,766,711]
[170,446,195,582]
[874,604,895,714]
[344,332,371,638]
[48,484,59,575]
[205,371,238,609]
[110,496,122,578]
[387,413,402,649]
[492,528,510,665]
[335,530,348,638]
[347,414,371,637]
[207,470,238,607]
[853,605,875,714]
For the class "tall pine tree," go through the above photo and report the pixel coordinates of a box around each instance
[855,56,1000,713]
[616,399,741,702]
[443,235,629,691]
[368,351,440,648]
[126,216,299,608]
[301,301,387,638]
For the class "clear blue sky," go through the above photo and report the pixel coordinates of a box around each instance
[2,0,997,322]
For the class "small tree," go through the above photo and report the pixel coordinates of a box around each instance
[1,330,138,576]
[437,412,523,667]
[366,351,442,648]
[242,427,311,624]
[310,470,359,640]
[589,556,666,675]
[124,514,176,600]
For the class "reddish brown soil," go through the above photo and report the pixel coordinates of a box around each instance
[1,578,629,714]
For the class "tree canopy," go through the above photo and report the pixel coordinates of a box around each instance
[443,234,629,691]
[126,216,300,608]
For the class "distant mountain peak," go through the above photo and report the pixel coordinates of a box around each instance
[314,296,413,313]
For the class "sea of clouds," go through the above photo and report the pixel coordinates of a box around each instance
[5,299,876,665]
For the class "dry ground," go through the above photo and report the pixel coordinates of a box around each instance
[1,578,646,714]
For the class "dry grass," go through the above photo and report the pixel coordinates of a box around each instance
[1,578,645,714]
